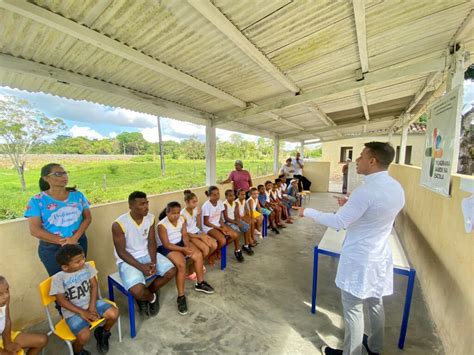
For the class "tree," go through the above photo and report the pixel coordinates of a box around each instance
[181,136,205,159]
[116,132,148,155]
[0,96,65,190]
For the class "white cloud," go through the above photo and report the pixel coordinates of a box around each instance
[139,127,182,143]
[165,118,204,136]
[109,131,118,138]
[69,125,104,140]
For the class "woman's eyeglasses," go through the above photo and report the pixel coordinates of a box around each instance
[47,171,69,177]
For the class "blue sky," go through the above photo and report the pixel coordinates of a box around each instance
[1,80,473,146]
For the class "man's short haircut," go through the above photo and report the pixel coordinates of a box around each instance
[0,275,7,285]
[274,178,281,184]
[56,244,84,266]
[257,184,264,189]
[225,189,234,197]
[265,180,272,186]
[128,191,147,203]
[364,141,395,168]
[249,187,258,193]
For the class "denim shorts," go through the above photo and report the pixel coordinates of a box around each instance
[118,253,174,291]
[261,208,272,216]
[38,235,88,276]
[225,221,249,233]
[65,299,112,335]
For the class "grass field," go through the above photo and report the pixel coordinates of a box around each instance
[0,158,273,220]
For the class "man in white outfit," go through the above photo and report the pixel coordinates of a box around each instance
[299,142,405,355]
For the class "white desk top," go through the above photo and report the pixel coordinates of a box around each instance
[318,228,411,271]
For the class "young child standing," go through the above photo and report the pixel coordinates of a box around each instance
[0,276,48,355]
[223,190,254,256]
[158,202,215,315]
[202,186,244,262]
[50,245,119,355]
[181,190,218,267]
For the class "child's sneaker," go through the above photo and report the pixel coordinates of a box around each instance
[177,295,188,315]
[234,250,245,262]
[136,299,149,316]
[94,326,111,353]
[272,227,280,234]
[242,245,254,255]
[148,291,160,316]
[254,230,262,237]
[195,281,215,294]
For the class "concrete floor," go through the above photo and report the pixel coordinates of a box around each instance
[34,193,443,354]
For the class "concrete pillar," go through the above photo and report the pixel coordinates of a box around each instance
[299,140,304,157]
[273,135,280,176]
[399,124,408,165]
[205,122,216,185]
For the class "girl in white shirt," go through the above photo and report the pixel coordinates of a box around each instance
[182,190,218,264]
[223,189,254,256]
[157,202,215,315]
[0,276,48,354]
[247,187,264,237]
[236,189,257,246]
[202,186,244,263]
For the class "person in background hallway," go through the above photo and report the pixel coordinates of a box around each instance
[342,159,351,194]
[298,142,405,355]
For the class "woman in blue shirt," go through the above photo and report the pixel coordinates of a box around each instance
[25,163,92,276]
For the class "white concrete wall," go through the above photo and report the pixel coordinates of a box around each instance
[322,135,426,180]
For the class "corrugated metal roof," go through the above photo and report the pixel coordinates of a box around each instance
[0,0,472,142]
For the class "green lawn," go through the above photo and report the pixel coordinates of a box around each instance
[0,159,273,220]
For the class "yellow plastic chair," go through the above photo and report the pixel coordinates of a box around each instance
[0,334,25,355]
[38,261,122,355]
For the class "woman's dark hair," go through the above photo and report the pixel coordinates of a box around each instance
[364,141,395,168]
[159,201,181,220]
[204,185,219,197]
[56,244,84,266]
[249,187,258,193]
[183,189,197,202]
[39,163,76,192]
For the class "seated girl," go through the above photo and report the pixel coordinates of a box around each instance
[223,190,254,256]
[181,190,218,271]
[0,276,48,355]
[236,189,257,247]
[246,187,263,238]
[157,202,215,316]
[201,186,244,263]
[257,185,280,234]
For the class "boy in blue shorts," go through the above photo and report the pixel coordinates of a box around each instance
[257,185,280,234]
[112,191,176,317]
[50,245,119,355]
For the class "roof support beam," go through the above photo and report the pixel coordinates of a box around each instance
[214,56,447,125]
[352,0,369,74]
[306,102,342,137]
[188,0,299,94]
[0,0,246,108]
[0,54,213,123]
[281,116,395,140]
[359,88,370,121]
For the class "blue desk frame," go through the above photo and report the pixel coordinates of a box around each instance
[311,245,416,350]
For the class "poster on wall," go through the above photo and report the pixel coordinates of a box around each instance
[420,85,463,196]
[347,162,363,193]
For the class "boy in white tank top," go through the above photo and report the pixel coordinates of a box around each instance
[112,191,176,317]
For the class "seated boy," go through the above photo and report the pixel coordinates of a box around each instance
[50,245,119,355]
[0,276,48,355]
[112,191,176,317]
